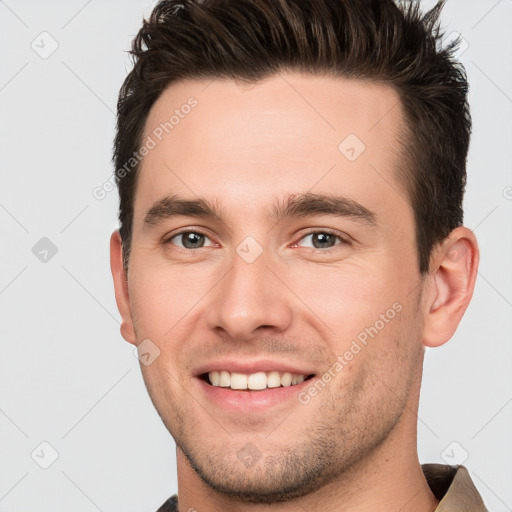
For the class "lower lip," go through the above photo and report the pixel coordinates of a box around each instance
[196,377,313,411]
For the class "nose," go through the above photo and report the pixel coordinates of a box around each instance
[205,246,294,341]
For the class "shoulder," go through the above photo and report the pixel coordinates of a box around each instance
[155,494,179,512]
[422,464,488,511]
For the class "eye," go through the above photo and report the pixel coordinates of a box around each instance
[166,231,215,249]
[294,231,347,250]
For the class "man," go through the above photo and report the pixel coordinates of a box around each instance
[110,0,487,510]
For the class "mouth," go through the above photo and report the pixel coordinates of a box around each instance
[200,370,315,391]
[193,360,318,410]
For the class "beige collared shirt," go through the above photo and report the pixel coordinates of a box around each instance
[156,464,488,511]
[423,464,488,511]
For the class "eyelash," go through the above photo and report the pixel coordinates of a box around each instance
[163,229,349,252]
[292,229,349,251]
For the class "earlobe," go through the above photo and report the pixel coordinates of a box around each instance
[110,230,137,345]
[422,227,479,348]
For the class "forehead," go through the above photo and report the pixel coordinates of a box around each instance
[134,72,408,224]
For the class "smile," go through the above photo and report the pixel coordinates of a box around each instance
[205,370,313,391]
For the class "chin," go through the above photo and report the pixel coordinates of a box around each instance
[179,439,343,504]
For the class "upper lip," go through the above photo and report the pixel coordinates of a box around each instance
[194,359,316,377]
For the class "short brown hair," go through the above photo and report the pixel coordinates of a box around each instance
[113,0,471,274]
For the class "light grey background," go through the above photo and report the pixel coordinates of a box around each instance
[0,0,510,510]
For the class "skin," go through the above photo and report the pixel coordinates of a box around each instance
[110,72,479,511]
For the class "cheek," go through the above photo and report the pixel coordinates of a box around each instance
[326,299,422,414]
[128,257,209,339]
[289,261,407,344]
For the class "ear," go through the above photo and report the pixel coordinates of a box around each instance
[110,230,136,345]
[422,227,479,348]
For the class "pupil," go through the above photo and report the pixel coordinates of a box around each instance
[184,233,203,248]
[313,233,334,248]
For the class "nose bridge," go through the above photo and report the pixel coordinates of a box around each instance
[206,241,293,339]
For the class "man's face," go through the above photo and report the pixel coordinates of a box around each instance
[122,73,427,501]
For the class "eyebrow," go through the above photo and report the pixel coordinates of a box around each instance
[143,192,377,228]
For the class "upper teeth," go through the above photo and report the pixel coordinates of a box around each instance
[208,371,307,390]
